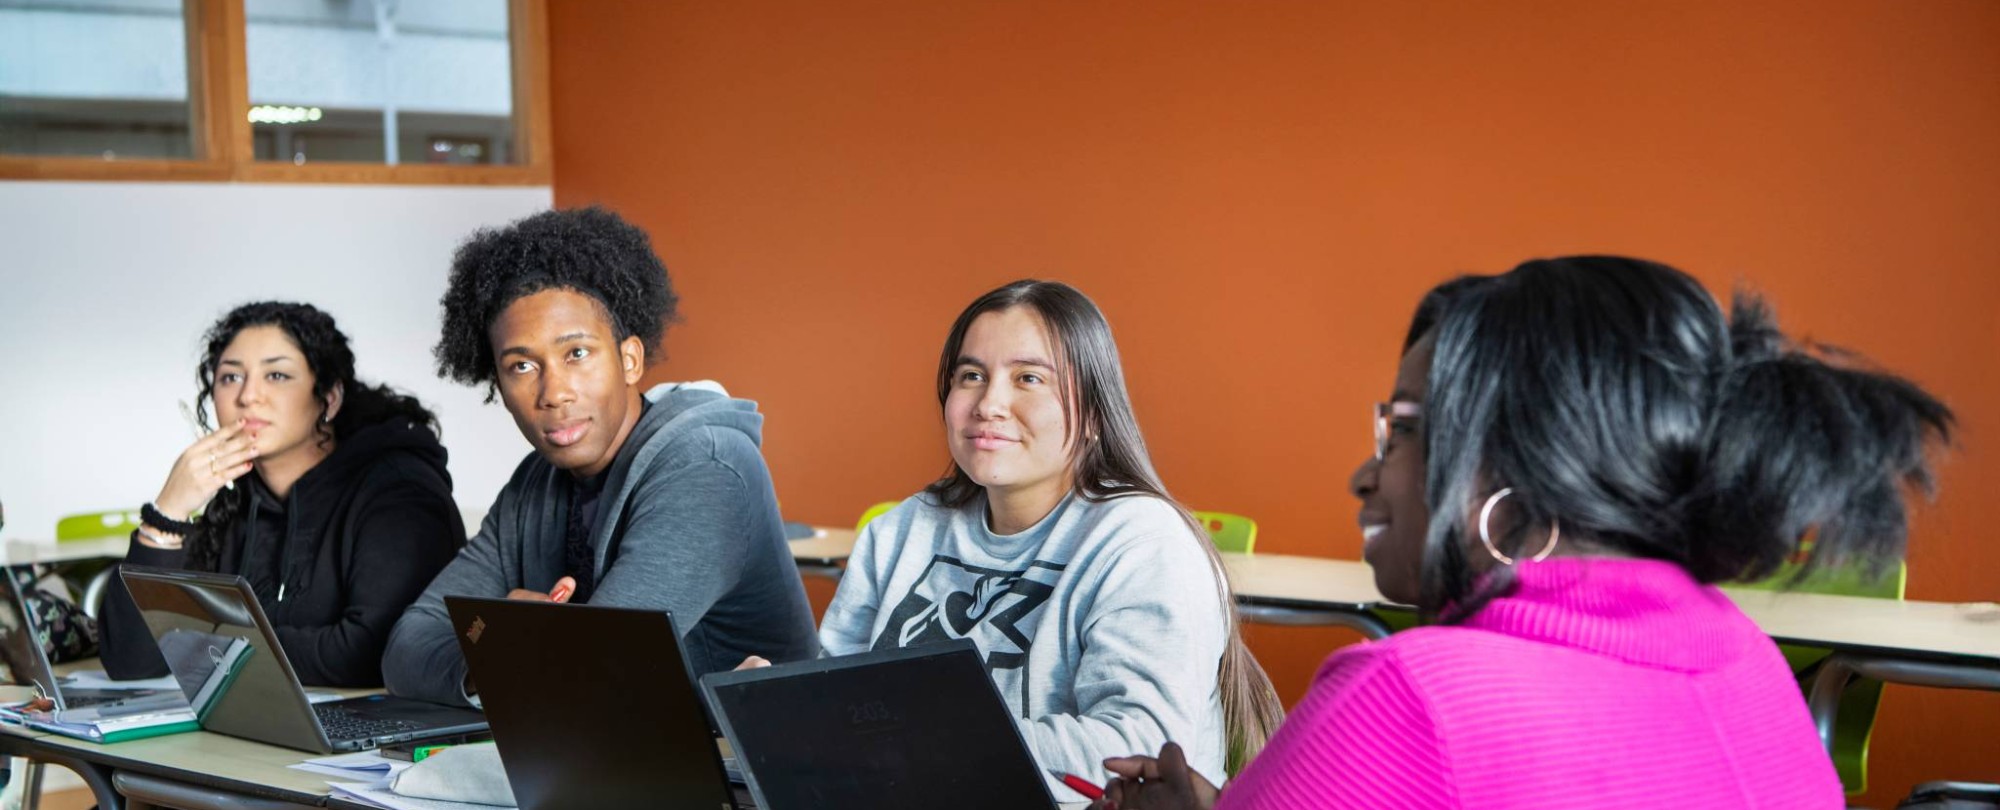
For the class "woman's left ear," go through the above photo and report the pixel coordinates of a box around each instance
[323,383,345,424]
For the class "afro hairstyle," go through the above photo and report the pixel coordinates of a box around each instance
[435,206,680,399]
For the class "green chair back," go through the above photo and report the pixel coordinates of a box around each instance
[1192,511,1257,555]
[856,501,900,531]
[56,509,143,542]
[1740,554,1906,796]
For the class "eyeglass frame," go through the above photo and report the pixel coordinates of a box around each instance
[1373,400,1423,461]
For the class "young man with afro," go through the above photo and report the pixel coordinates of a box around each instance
[383,207,818,704]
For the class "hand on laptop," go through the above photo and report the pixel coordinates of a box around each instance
[505,576,577,604]
[733,656,771,671]
[1095,742,1217,810]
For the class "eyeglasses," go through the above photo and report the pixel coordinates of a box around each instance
[1373,401,1423,460]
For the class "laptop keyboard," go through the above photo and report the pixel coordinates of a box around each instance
[315,703,426,743]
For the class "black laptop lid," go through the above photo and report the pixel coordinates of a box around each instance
[703,640,1056,810]
[444,596,736,810]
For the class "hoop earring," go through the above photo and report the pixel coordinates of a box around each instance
[1477,487,1560,565]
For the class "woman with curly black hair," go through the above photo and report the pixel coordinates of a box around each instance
[384,207,817,705]
[101,302,465,687]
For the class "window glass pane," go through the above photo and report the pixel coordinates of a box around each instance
[0,0,195,159]
[245,0,514,166]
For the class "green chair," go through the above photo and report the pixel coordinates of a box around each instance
[1739,553,1905,796]
[55,509,142,542]
[856,501,900,531]
[55,509,143,620]
[1193,511,1257,555]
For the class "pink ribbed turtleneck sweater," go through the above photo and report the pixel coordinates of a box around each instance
[1218,557,1843,809]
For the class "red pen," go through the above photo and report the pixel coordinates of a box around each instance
[1048,769,1105,800]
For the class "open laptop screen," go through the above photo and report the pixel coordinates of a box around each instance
[120,567,325,745]
[703,640,1056,810]
[0,572,56,698]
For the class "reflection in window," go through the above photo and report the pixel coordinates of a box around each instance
[245,0,513,166]
[0,0,195,159]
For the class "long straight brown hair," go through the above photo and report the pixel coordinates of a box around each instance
[925,279,1284,774]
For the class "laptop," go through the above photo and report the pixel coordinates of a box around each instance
[445,596,745,809]
[0,568,185,715]
[444,592,744,808]
[702,640,1059,810]
[120,566,488,753]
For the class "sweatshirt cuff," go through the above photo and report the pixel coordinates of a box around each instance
[124,531,189,568]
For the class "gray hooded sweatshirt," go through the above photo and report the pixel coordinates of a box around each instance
[383,383,819,706]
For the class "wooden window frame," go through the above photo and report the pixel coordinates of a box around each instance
[0,0,551,186]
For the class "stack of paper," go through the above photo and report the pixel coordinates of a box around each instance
[0,702,197,743]
[58,670,180,691]
[328,782,515,810]
[292,753,511,810]
[289,751,409,781]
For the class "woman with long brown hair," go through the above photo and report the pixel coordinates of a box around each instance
[818,279,1283,801]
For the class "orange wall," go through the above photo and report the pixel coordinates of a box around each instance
[546,1,2000,802]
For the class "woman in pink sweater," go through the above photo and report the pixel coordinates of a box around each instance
[1097,257,1954,810]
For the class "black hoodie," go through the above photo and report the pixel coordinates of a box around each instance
[100,420,465,687]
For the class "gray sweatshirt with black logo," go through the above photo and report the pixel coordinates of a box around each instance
[819,491,1230,801]
[383,383,820,706]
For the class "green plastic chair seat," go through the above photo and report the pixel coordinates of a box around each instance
[55,509,143,542]
[1192,511,1257,555]
[856,501,900,531]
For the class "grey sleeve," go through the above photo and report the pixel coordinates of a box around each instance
[818,519,888,656]
[382,505,516,707]
[1020,534,1231,788]
[588,432,754,628]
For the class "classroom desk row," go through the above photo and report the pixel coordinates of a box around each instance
[0,675,388,810]
[0,700,1097,810]
[2,526,1995,809]
[2,678,1089,810]
[791,528,1999,665]
[795,526,2000,764]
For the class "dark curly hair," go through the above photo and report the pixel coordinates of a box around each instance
[1416,257,1953,622]
[435,207,679,400]
[187,301,440,571]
